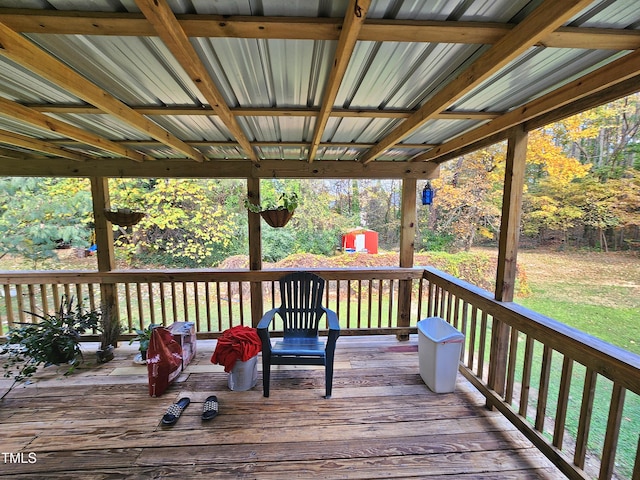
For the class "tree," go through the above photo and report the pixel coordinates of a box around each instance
[110,178,240,267]
[522,129,593,245]
[0,178,92,268]
[425,146,504,251]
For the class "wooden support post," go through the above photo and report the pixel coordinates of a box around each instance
[488,126,528,399]
[90,177,119,348]
[397,178,417,341]
[247,178,263,327]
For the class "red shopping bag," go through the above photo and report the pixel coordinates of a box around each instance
[146,327,183,397]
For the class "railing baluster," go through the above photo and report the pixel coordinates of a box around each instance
[52,284,60,311]
[388,279,394,327]
[600,383,626,480]
[346,280,352,329]
[459,301,468,360]
[87,283,96,313]
[239,281,245,326]
[357,279,362,328]
[171,282,178,321]
[535,345,553,433]
[182,282,189,322]
[477,312,488,379]
[575,368,597,469]
[136,283,144,329]
[467,306,478,371]
[194,281,201,328]
[520,335,534,418]
[3,284,15,329]
[216,281,222,331]
[553,355,573,449]
[159,282,167,326]
[505,327,520,405]
[377,279,383,328]
[205,282,212,332]
[367,279,373,329]
[124,283,133,331]
[27,284,36,316]
[226,282,232,327]
[16,285,25,323]
[148,282,155,325]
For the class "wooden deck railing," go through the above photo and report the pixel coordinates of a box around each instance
[422,266,640,480]
[1,266,638,479]
[0,268,424,338]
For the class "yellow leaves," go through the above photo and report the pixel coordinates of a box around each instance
[528,129,591,187]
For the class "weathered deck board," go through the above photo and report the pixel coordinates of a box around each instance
[0,337,564,479]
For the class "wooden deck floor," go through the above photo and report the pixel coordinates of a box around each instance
[0,336,564,479]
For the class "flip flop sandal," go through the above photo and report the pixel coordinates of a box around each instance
[202,395,219,421]
[161,397,190,426]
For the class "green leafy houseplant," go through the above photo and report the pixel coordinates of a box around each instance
[1,296,101,398]
[129,323,160,359]
[244,192,299,227]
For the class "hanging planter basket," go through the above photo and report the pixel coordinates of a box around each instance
[104,208,145,227]
[260,209,294,228]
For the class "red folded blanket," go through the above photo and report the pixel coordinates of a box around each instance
[211,325,262,372]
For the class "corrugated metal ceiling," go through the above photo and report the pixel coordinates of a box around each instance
[0,0,638,167]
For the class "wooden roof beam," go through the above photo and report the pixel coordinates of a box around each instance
[25,104,502,120]
[359,0,595,165]
[0,20,204,162]
[3,9,640,50]
[0,129,91,162]
[135,0,258,164]
[0,157,439,180]
[308,0,371,163]
[414,48,640,163]
[0,96,146,162]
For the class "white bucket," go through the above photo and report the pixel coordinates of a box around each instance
[228,355,258,391]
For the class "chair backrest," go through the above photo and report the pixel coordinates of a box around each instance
[278,272,326,339]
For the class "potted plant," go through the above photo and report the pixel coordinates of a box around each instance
[1,296,101,398]
[244,192,299,227]
[129,323,159,364]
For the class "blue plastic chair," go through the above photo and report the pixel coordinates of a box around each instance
[257,272,340,398]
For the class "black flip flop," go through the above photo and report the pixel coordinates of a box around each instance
[162,397,190,426]
[202,395,219,421]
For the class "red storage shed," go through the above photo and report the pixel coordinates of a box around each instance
[341,228,378,254]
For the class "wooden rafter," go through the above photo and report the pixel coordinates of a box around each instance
[359,0,595,164]
[134,0,258,164]
[308,0,371,163]
[0,129,89,162]
[418,74,640,166]
[414,48,640,163]
[47,139,437,151]
[2,9,640,50]
[0,96,146,162]
[0,20,204,162]
[25,104,502,120]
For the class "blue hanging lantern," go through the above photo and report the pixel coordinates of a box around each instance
[422,182,433,205]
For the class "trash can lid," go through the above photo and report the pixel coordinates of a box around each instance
[417,317,465,343]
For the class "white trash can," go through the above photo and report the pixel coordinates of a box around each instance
[228,355,258,391]
[417,317,465,393]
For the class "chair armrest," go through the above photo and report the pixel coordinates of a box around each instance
[323,307,340,331]
[257,308,279,331]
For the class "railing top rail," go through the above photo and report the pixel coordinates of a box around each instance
[0,266,424,284]
[423,267,640,395]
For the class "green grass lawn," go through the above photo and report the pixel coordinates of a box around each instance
[512,249,640,480]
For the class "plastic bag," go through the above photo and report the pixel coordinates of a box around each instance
[146,326,183,397]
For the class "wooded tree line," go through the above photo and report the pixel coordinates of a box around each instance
[0,94,638,268]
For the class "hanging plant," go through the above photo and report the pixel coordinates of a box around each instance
[244,192,299,228]
[104,208,145,227]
